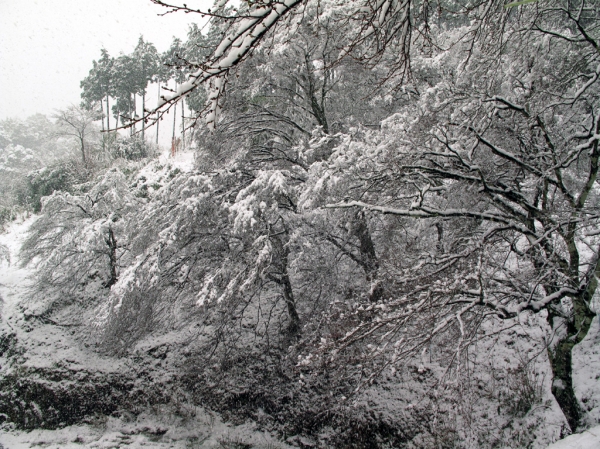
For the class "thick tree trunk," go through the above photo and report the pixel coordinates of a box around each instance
[547,293,595,431]
[353,211,383,302]
[547,332,580,432]
[270,233,300,337]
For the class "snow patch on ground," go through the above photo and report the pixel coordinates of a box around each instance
[155,148,196,174]
[573,317,600,427]
[546,425,600,449]
[0,215,37,319]
[0,408,291,448]
[132,149,197,201]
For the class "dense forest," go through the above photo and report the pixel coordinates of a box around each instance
[1,0,600,448]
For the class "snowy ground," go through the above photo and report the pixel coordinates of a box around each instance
[0,215,36,321]
[573,315,600,428]
[546,425,600,449]
[0,410,290,449]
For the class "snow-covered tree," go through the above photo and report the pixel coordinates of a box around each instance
[81,48,116,131]
[18,0,600,441]
[132,36,160,142]
[297,0,600,431]
[22,169,138,305]
[53,105,102,169]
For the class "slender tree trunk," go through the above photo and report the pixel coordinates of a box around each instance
[305,53,329,134]
[104,226,118,288]
[310,94,328,134]
[171,94,178,156]
[172,83,178,147]
[156,85,160,146]
[436,221,444,254]
[100,100,106,155]
[142,89,146,142]
[132,94,137,137]
[79,137,87,167]
[100,101,105,133]
[106,95,110,131]
[307,83,379,301]
[282,267,300,336]
[181,97,185,151]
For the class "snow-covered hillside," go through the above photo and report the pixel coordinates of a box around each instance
[0,161,292,449]
[3,1,600,444]
[1,158,599,449]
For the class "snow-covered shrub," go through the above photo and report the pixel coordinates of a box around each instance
[0,144,43,215]
[22,163,79,212]
[0,243,9,266]
[110,135,157,161]
[100,288,161,354]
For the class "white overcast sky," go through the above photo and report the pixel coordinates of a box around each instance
[0,0,211,120]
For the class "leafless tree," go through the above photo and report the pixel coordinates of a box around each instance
[53,105,101,168]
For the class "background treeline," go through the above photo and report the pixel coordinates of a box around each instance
[0,108,157,230]
[80,29,210,144]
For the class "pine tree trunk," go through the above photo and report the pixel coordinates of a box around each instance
[100,101,105,133]
[181,97,185,151]
[171,103,177,156]
[172,82,177,148]
[100,100,105,155]
[156,85,160,146]
[142,90,146,142]
[106,96,110,131]
[132,95,137,137]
